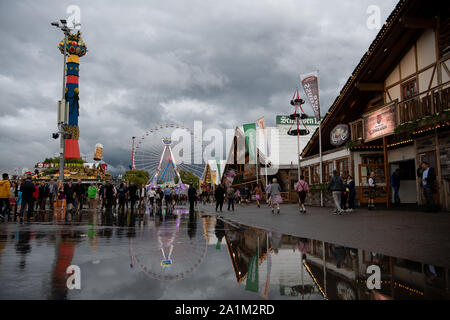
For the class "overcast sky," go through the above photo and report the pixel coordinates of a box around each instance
[0,0,398,174]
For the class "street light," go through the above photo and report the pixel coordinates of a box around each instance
[51,19,72,182]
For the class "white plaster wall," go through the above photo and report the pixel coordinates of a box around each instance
[387,85,401,102]
[400,46,416,78]
[416,29,436,70]
[388,145,415,162]
[418,67,437,94]
[385,65,400,87]
[300,148,350,167]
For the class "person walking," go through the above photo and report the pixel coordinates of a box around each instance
[368,171,376,210]
[99,181,106,211]
[328,170,344,215]
[421,161,437,212]
[265,182,272,207]
[9,181,17,221]
[226,185,235,212]
[0,173,11,222]
[32,180,39,211]
[294,175,309,214]
[104,181,114,209]
[391,168,401,206]
[253,184,263,208]
[269,178,282,214]
[19,176,35,222]
[128,181,138,213]
[347,175,356,212]
[148,187,156,215]
[214,184,225,212]
[64,179,75,213]
[74,179,84,211]
[87,183,97,210]
[38,181,49,211]
[47,179,57,212]
[138,184,146,209]
[56,181,66,216]
[188,184,197,213]
[341,175,348,212]
[118,183,127,211]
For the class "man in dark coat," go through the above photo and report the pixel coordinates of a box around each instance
[188,184,197,213]
[64,180,76,212]
[19,175,35,220]
[74,179,85,211]
[214,184,225,212]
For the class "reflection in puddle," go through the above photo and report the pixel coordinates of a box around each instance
[0,207,448,300]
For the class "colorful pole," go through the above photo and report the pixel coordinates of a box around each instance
[58,31,87,159]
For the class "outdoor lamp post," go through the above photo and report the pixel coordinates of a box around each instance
[51,19,72,182]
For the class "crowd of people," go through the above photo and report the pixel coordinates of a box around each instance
[0,174,193,223]
[0,162,439,223]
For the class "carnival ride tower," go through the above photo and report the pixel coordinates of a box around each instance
[150,138,183,185]
[58,31,87,159]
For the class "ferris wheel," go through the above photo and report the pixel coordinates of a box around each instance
[133,123,204,185]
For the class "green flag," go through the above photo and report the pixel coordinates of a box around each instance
[215,157,221,182]
[245,244,259,292]
[243,123,257,164]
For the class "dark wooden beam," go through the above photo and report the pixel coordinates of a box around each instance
[401,16,436,29]
[356,82,384,91]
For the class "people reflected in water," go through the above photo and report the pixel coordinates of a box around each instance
[188,211,197,239]
[15,231,31,269]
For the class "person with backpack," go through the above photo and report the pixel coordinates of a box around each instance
[226,185,235,212]
[328,170,344,215]
[295,175,309,214]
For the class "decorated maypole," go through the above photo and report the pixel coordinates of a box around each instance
[58,31,87,159]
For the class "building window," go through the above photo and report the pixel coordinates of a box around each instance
[361,154,384,165]
[401,79,418,100]
[336,158,349,178]
[310,165,320,184]
[350,119,363,141]
[322,161,334,183]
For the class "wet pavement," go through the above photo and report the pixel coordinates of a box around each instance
[0,206,448,300]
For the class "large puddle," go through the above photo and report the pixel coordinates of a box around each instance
[0,207,448,300]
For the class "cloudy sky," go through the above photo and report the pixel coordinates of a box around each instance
[0,0,398,174]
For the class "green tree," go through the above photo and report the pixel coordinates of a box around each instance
[174,170,199,189]
[123,170,150,186]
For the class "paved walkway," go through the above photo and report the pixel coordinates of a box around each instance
[199,203,450,268]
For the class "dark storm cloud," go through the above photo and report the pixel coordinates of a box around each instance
[0,0,398,173]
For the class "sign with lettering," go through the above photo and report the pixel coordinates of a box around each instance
[330,124,349,146]
[363,102,396,142]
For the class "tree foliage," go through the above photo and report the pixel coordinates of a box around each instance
[123,170,150,186]
[174,170,199,189]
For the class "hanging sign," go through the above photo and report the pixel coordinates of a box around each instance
[330,124,349,146]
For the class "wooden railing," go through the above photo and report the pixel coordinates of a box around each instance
[397,84,450,125]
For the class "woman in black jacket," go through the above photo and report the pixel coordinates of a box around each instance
[347,175,356,212]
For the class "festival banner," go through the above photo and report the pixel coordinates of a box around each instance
[256,116,270,157]
[211,171,217,185]
[300,71,321,122]
[215,157,221,182]
[243,123,257,164]
[246,244,259,292]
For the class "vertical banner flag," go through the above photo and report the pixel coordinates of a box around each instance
[300,71,321,122]
[215,157,222,182]
[243,123,257,164]
[256,116,270,157]
[246,243,259,292]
